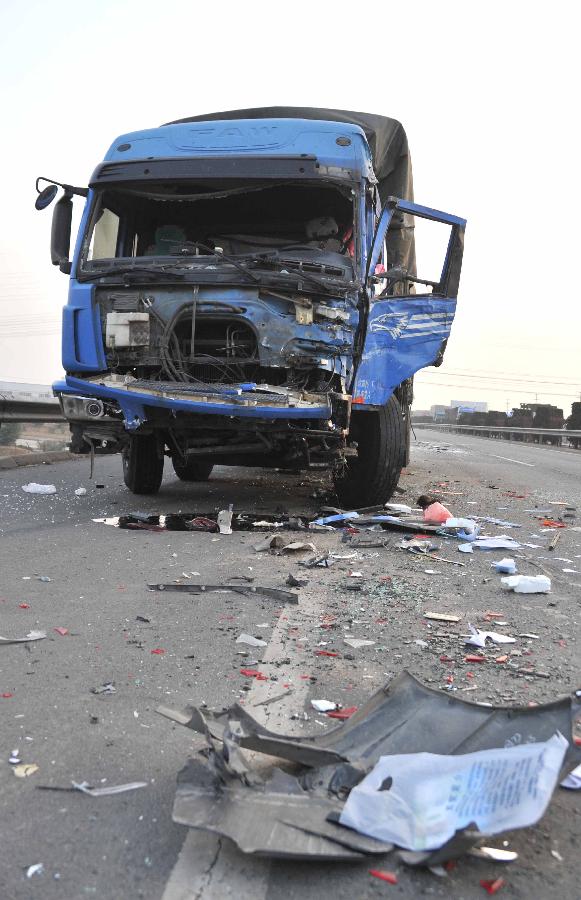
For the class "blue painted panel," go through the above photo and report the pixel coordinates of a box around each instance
[352,296,457,405]
[61,281,106,372]
[58,376,332,427]
[102,119,372,176]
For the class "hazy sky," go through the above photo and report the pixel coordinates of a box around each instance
[1,0,579,415]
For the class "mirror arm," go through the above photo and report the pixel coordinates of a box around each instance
[36,176,88,198]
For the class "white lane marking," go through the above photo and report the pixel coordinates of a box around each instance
[162,584,321,900]
[491,455,535,467]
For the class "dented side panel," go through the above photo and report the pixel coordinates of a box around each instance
[352,296,456,405]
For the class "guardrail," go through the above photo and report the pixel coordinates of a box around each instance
[0,398,66,424]
[414,422,581,444]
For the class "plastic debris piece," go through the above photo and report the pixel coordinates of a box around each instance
[240,668,267,680]
[369,869,398,884]
[311,512,359,526]
[72,780,147,797]
[0,630,46,644]
[236,634,268,648]
[344,638,375,649]
[501,575,551,594]
[13,763,39,778]
[471,536,521,551]
[551,849,564,861]
[424,612,461,623]
[480,878,506,895]
[339,733,568,851]
[151,648,165,655]
[54,627,69,637]
[281,541,317,554]
[493,558,517,574]
[217,507,233,535]
[560,761,581,789]
[458,543,473,553]
[311,699,337,712]
[542,520,566,528]
[424,503,453,524]
[464,655,487,663]
[91,682,116,695]
[327,707,358,720]
[22,483,56,494]
[471,847,517,862]
[26,863,44,878]
[464,625,516,649]
[495,655,509,664]
[314,649,340,657]
[74,487,87,496]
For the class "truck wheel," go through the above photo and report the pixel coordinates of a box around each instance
[172,457,214,482]
[333,395,406,508]
[122,434,164,494]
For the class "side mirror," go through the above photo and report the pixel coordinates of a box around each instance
[35,184,58,210]
[51,194,73,269]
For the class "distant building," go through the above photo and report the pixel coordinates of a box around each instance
[0,381,54,401]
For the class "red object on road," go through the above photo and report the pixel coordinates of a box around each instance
[464,655,486,663]
[151,648,165,655]
[440,655,454,662]
[541,519,566,528]
[327,706,358,719]
[495,654,509,664]
[314,650,340,657]
[19,603,30,609]
[240,668,268,680]
[369,869,398,884]
[480,877,505,895]
[54,627,69,636]
[1,692,13,698]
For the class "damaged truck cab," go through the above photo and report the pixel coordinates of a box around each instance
[37,107,465,505]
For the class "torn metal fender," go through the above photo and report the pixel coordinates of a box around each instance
[160,671,581,771]
[173,758,394,860]
[352,296,456,406]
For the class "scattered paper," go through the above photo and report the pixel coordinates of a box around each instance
[13,763,39,778]
[22,483,56,495]
[310,699,337,712]
[501,575,551,594]
[464,624,516,648]
[74,487,87,496]
[236,633,268,648]
[344,638,376,649]
[339,733,568,851]
[26,863,44,878]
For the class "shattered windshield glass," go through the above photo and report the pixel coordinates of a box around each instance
[80,181,356,285]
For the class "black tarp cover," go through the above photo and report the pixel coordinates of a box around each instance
[165,108,415,271]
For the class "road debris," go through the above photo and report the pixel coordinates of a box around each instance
[501,575,551,593]
[72,780,148,797]
[480,878,506,895]
[311,699,337,712]
[560,762,581,789]
[217,506,233,535]
[464,625,516,648]
[493,558,517,574]
[54,627,69,636]
[339,733,567,850]
[91,682,116,695]
[236,634,268,648]
[158,671,581,861]
[148,583,298,604]
[74,486,87,496]
[369,869,398,884]
[424,612,461,623]
[22,483,56,494]
[344,638,376,649]
[417,495,452,524]
[13,763,39,778]
[26,863,44,878]
[0,630,46,644]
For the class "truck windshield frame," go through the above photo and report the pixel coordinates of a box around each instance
[77,177,361,292]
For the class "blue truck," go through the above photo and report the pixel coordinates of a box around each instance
[35,107,465,506]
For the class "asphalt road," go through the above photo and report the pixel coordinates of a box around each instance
[1,429,580,900]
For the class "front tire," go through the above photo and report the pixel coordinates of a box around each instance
[171,457,214,482]
[122,434,164,495]
[333,395,407,508]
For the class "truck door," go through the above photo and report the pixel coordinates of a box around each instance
[352,198,466,406]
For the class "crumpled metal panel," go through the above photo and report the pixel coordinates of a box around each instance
[174,671,581,769]
[161,671,581,861]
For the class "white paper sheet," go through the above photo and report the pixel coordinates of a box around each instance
[339,733,567,851]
